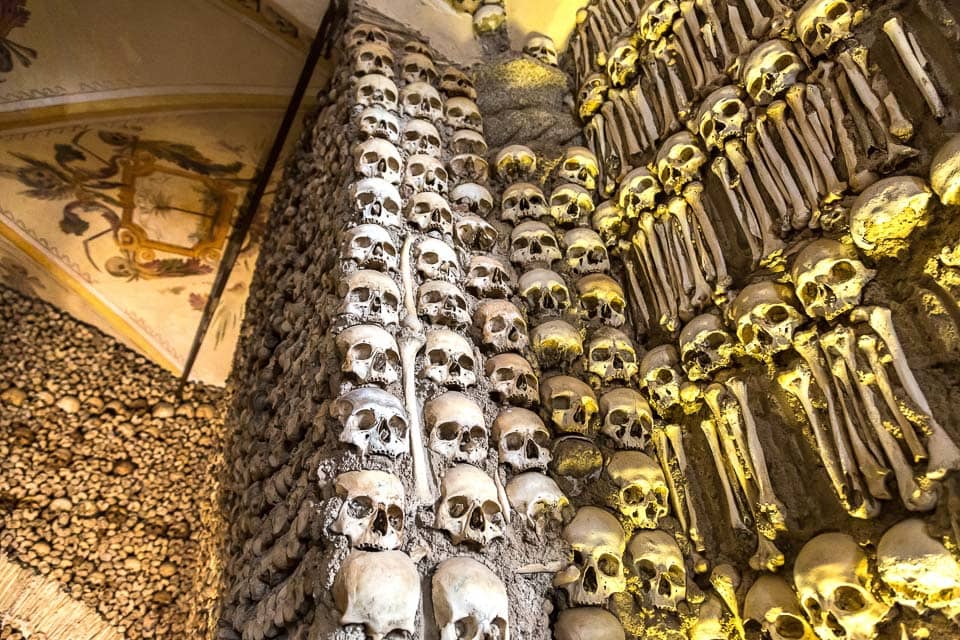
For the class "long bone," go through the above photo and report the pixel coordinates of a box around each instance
[639,211,680,324]
[735,129,789,224]
[851,306,960,479]
[679,1,722,84]
[727,4,757,57]
[805,84,835,154]
[601,102,628,176]
[832,63,877,153]
[621,256,651,333]
[765,104,822,211]
[601,0,628,32]
[700,417,749,532]
[627,82,660,145]
[573,19,590,81]
[711,157,761,263]
[653,41,692,121]
[644,55,679,133]
[654,214,693,319]
[690,217,717,285]
[632,234,673,329]
[682,182,730,288]
[704,385,757,514]
[710,565,748,640]
[755,114,811,230]
[611,92,645,156]
[696,0,734,68]
[745,123,807,230]
[785,84,846,197]
[822,325,938,511]
[651,426,690,543]
[585,114,608,192]
[616,91,651,152]
[724,139,784,260]
[881,92,913,142]
[815,62,878,192]
[586,6,611,56]
[664,423,705,551]
[786,117,827,202]
[673,18,705,89]
[666,197,712,308]
[883,18,946,118]
[742,0,770,38]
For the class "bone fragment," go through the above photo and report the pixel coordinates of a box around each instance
[700,418,748,532]
[883,17,946,118]
[785,84,846,197]
[682,182,730,289]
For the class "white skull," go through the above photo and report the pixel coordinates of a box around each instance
[450,182,495,216]
[432,557,510,640]
[485,353,540,406]
[730,281,805,362]
[416,238,460,281]
[530,319,583,369]
[878,518,960,619]
[502,182,549,223]
[354,73,400,112]
[556,506,627,605]
[506,471,569,536]
[628,529,685,611]
[592,200,628,247]
[451,129,488,156]
[618,167,662,219]
[454,214,499,253]
[331,470,405,550]
[405,192,453,235]
[744,575,819,640]
[353,43,395,77]
[400,81,444,121]
[606,36,639,88]
[336,325,401,386]
[510,221,561,268]
[519,269,572,318]
[331,387,408,457]
[639,345,684,416]
[638,0,681,41]
[425,391,488,465]
[493,407,552,472]
[554,608,625,640]
[353,138,403,185]
[577,274,626,327]
[656,132,707,195]
[524,33,559,66]
[439,66,478,100]
[606,451,669,528]
[697,86,750,152]
[794,532,893,640]
[346,23,389,50]
[587,328,639,384]
[563,228,609,276]
[578,73,609,121]
[342,224,399,273]
[353,177,403,228]
[475,299,529,354]
[466,255,517,299]
[796,0,854,58]
[791,239,875,321]
[357,106,401,144]
[400,118,442,157]
[445,97,483,132]
[742,40,805,106]
[495,145,538,182]
[474,4,506,34]
[435,464,505,546]
[550,183,595,227]
[540,375,599,436]
[418,280,471,329]
[338,269,401,326]
[560,146,600,191]
[404,154,449,196]
[423,329,478,388]
[334,550,419,640]
[448,153,489,184]
[599,388,653,449]
[400,52,438,84]
[678,314,737,381]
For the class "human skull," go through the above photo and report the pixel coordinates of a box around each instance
[435,464,505,545]
[606,451,669,528]
[553,608,625,640]
[551,436,605,493]
[473,4,506,34]
[439,66,478,99]
[577,274,626,327]
[730,282,805,361]
[337,270,401,326]
[454,214,498,254]
[400,118,442,157]
[353,43,395,77]
[400,81,444,121]
[578,73,609,121]
[556,506,627,605]
[405,192,453,236]
[495,145,538,182]
[656,132,707,195]
[357,106,401,144]
[850,176,934,259]
[628,529,685,611]
[485,353,540,406]
[402,40,431,56]
[506,471,569,534]
[400,52,438,84]
[423,329,478,388]
[638,0,681,41]
[540,375,599,436]
[334,550,419,640]
[336,325,401,386]
[331,470,405,550]
[586,328,639,384]
[448,153,489,184]
[519,269,572,318]
[742,40,805,106]
[345,23,389,50]
[678,314,737,381]
[475,299,529,354]
[451,129,488,157]
[744,575,819,640]
[698,86,750,152]
[510,221,561,268]
[502,182,549,223]
[791,239,875,321]
[353,178,403,228]
[354,73,400,112]
[415,238,461,281]
[599,388,653,450]
[353,138,403,185]
[563,228,609,276]
[418,280,471,329]
[530,319,583,369]
[794,532,893,640]
[618,167,662,219]
[445,97,483,132]
[493,407,552,472]
[639,345,684,416]
[560,147,600,192]
[342,224,399,273]
[931,133,960,206]
[450,182,495,216]
[592,200,629,247]
[403,154,449,196]
[447,0,481,13]
[466,255,517,299]
[606,37,639,88]
[331,387,408,457]
[433,557,510,640]
[425,391,488,465]
[524,33,559,66]
[550,184,595,227]
[795,0,854,58]
[877,518,960,619]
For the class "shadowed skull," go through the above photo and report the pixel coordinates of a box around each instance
[401,118,442,157]
[416,238,461,281]
[506,471,569,535]
[587,328,639,384]
[791,239,875,321]
[745,575,819,640]
[338,270,401,326]
[475,299,529,354]
[698,86,750,152]
[426,391,488,465]
[679,314,737,381]
[541,375,599,436]
[502,182,549,223]
[520,269,572,318]
[511,221,561,268]
[730,282,805,361]
[418,280,471,329]
[466,255,517,299]
[336,325,401,386]
[606,451,669,528]
[406,192,453,235]
[639,345,684,416]
[331,387,408,457]
[346,23,388,50]
[796,0,854,58]
[618,168,662,219]
[495,145,538,182]
[334,550,419,640]
[592,200,629,247]
[564,228,609,276]
[551,184,595,227]
[423,330,478,388]
[353,43,395,77]
[524,33,559,66]
[606,37,639,87]
[354,73,399,112]
[451,129,488,157]
[556,507,627,605]
[435,464,505,545]
[433,558,510,640]
[486,353,539,406]
[530,320,583,369]
[494,407,552,472]
[578,73,609,121]
[353,138,403,185]
[628,530,686,611]
[439,66,478,100]
[656,132,707,195]
[357,106,400,144]
[353,178,402,228]
[599,388,653,449]
[331,470,405,550]
[742,40,805,106]
[342,224,399,273]
[451,182,495,216]
[455,214,498,253]
[400,52,438,84]
[401,81,444,121]
[577,274,626,327]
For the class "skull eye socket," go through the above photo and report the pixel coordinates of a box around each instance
[622,486,644,505]
[455,618,479,638]
[774,614,807,639]
[678,147,695,162]
[703,332,728,349]
[437,421,460,441]
[833,585,867,612]
[493,366,514,382]
[608,409,629,425]
[801,281,819,302]
[654,368,675,384]
[740,324,756,344]
[636,559,657,581]
[353,236,373,248]
[829,260,857,283]
[488,316,507,332]
[349,343,374,360]
[389,416,408,437]
[355,408,377,429]
[765,305,790,324]
[346,496,374,518]
[387,505,404,529]
[774,53,797,72]
[428,349,447,364]
[592,347,611,362]
[598,554,621,577]
[504,432,524,450]
[458,354,475,369]
[827,2,849,18]
[551,395,571,410]
[748,78,763,99]
[423,290,442,304]
[802,27,818,46]
[447,496,469,518]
